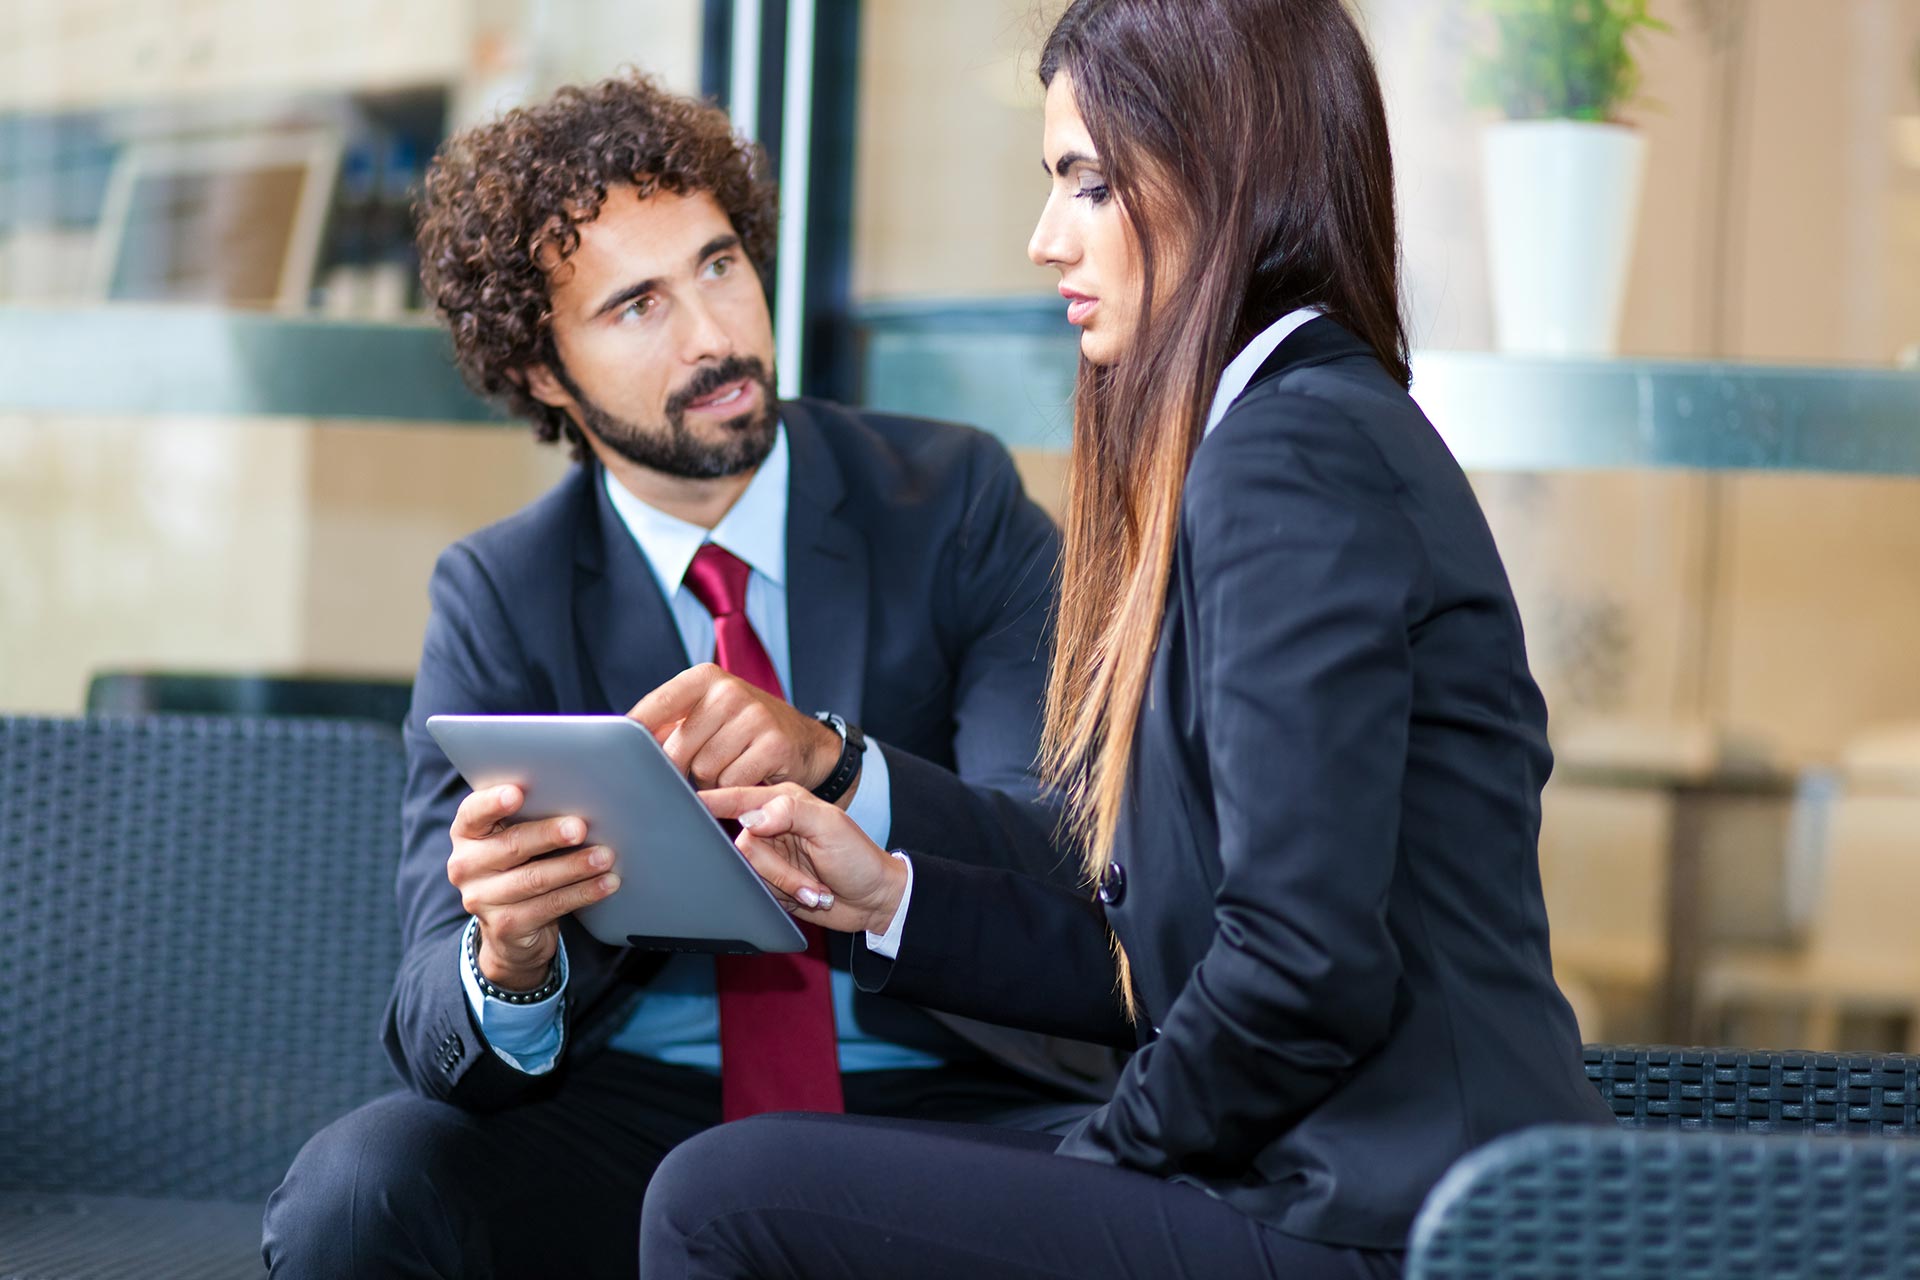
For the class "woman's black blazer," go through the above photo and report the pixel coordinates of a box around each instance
[852,317,1614,1250]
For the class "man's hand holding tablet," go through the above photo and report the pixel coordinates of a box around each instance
[429,710,809,956]
[447,785,616,990]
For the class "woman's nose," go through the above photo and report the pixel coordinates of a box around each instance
[1028,192,1076,270]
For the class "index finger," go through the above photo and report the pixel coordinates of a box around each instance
[702,785,833,840]
[451,784,523,838]
[699,784,784,823]
[628,664,721,734]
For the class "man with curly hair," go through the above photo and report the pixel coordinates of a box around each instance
[261,72,1109,1278]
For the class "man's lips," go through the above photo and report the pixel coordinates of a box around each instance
[685,378,755,412]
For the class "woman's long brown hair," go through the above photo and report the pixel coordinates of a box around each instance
[1037,0,1411,1005]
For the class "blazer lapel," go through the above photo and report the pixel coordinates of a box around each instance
[780,403,869,720]
[575,465,695,714]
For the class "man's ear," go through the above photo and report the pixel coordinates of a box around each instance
[521,364,573,410]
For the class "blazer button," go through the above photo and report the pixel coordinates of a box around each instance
[1097,861,1127,907]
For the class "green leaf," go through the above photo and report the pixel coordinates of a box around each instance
[1466,0,1671,123]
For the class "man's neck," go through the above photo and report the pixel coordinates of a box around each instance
[595,448,756,530]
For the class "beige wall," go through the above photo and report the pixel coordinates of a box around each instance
[300,423,571,673]
[852,0,1068,301]
[0,0,471,111]
[0,413,310,712]
[0,414,569,713]
[0,0,704,117]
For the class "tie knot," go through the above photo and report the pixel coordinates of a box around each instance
[685,542,752,618]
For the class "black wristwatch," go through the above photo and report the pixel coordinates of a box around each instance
[811,711,867,804]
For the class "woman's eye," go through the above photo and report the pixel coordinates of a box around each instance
[1075,183,1111,206]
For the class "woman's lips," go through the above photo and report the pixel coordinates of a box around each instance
[1061,290,1098,326]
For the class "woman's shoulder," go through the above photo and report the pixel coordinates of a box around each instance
[1188,364,1416,516]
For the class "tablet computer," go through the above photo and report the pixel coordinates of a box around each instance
[425,714,807,955]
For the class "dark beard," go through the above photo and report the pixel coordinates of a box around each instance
[556,354,779,480]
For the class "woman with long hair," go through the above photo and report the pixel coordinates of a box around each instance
[641,0,1614,1274]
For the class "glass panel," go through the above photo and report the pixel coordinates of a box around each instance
[0,0,705,715]
[0,0,705,316]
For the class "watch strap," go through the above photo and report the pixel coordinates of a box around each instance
[810,712,867,804]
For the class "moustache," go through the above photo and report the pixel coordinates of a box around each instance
[666,356,772,419]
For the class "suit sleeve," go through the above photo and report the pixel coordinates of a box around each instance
[381,544,616,1111]
[849,852,1135,1049]
[1058,393,1427,1179]
[882,435,1079,889]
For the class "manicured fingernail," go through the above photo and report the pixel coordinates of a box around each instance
[600,874,620,893]
[796,886,820,908]
[740,808,768,829]
[815,892,834,911]
[589,847,611,870]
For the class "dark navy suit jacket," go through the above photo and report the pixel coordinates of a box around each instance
[854,319,1614,1249]
[384,399,1110,1111]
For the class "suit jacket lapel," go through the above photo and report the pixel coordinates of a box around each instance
[575,465,695,714]
[780,403,869,720]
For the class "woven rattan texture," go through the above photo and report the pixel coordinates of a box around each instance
[1587,1045,1920,1135]
[0,715,405,1201]
[1408,1124,1920,1280]
[0,1192,266,1279]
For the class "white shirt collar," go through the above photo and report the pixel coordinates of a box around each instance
[601,422,790,599]
[1203,307,1324,436]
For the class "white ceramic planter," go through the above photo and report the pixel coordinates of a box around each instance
[1482,119,1647,356]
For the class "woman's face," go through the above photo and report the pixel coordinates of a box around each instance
[1029,71,1143,367]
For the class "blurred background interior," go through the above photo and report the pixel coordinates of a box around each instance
[4,0,1920,1054]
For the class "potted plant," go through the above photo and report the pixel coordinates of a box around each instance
[1470,0,1670,355]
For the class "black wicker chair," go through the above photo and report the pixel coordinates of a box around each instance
[0,715,406,1279]
[1407,1046,1920,1279]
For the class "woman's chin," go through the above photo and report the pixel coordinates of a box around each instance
[1077,327,1123,367]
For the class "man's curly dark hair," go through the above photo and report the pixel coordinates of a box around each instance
[415,71,779,459]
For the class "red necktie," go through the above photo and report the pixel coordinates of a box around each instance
[683,542,845,1120]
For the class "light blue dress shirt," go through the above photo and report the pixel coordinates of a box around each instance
[460,424,939,1076]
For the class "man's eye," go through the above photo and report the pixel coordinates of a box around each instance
[622,297,655,320]
[709,256,733,277]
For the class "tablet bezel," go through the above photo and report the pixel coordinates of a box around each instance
[425,714,808,955]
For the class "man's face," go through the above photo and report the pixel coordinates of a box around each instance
[528,185,778,479]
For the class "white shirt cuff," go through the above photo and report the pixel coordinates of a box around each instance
[864,851,913,960]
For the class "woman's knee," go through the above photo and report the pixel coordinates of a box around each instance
[641,1114,822,1268]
